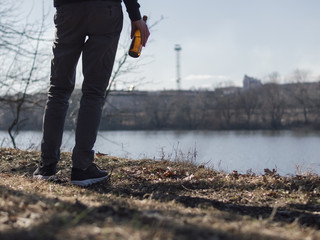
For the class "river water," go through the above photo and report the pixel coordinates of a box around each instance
[1,130,319,175]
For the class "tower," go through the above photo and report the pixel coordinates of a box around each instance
[174,44,182,90]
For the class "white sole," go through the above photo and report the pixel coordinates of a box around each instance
[71,175,109,187]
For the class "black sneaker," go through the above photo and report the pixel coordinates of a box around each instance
[33,162,57,180]
[71,163,109,186]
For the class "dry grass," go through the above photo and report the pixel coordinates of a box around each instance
[0,147,319,240]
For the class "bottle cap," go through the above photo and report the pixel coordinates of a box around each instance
[143,15,148,22]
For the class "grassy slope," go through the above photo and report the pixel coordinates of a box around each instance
[0,148,319,240]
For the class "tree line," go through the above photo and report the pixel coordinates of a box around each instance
[102,80,320,130]
[1,78,320,133]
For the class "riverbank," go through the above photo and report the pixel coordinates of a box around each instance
[0,148,319,239]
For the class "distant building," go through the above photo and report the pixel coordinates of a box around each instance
[243,75,262,89]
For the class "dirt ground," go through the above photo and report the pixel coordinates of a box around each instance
[0,148,319,240]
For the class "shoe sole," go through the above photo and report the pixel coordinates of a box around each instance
[71,174,109,187]
[33,174,57,180]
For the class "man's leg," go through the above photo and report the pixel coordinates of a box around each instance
[71,34,121,169]
[35,4,86,179]
[71,2,123,186]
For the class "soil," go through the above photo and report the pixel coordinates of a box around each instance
[0,148,319,240]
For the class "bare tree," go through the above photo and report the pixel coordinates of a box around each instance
[261,72,286,129]
[237,88,261,128]
[172,92,207,129]
[0,1,51,148]
[146,92,174,129]
[311,82,320,126]
[216,94,234,128]
[290,69,312,124]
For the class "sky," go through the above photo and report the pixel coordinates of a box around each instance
[22,0,320,90]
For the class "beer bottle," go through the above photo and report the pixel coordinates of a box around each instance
[129,15,147,58]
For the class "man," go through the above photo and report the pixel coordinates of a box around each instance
[33,0,150,186]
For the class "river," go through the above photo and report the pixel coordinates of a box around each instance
[1,130,319,175]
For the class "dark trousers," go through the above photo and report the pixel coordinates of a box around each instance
[41,1,123,169]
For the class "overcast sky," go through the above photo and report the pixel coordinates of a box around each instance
[23,0,320,90]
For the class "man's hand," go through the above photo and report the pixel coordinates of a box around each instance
[131,19,150,47]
